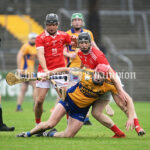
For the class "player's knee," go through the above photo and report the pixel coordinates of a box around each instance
[64,132,75,138]
[35,100,43,107]
[92,109,102,118]
[46,121,55,129]
[35,96,45,105]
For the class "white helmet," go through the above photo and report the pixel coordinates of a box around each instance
[28,33,38,39]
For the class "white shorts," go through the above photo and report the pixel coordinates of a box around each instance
[36,72,69,89]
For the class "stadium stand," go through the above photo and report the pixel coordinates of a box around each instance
[0,15,43,43]
[0,0,150,101]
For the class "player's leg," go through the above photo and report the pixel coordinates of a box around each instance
[92,97,125,138]
[84,111,92,125]
[51,116,83,138]
[16,82,28,111]
[92,99,114,128]
[46,92,88,138]
[29,81,36,111]
[0,95,15,131]
[113,93,145,136]
[16,103,66,137]
[34,87,49,124]
[0,95,2,125]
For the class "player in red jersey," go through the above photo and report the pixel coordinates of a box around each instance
[77,32,145,136]
[34,13,74,125]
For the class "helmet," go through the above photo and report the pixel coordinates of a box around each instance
[45,13,58,25]
[95,64,110,74]
[92,64,110,86]
[28,33,37,39]
[71,13,85,26]
[78,32,91,43]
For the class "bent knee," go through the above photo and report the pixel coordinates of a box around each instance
[92,110,103,118]
[45,122,55,129]
[64,132,75,138]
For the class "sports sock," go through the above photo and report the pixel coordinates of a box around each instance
[48,131,56,137]
[110,125,124,135]
[35,118,41,124]
[134,118,143,133]
[0,107,3,126]
[26,132,31,137]
[84,117,89,122]
[134,118,140,127]
[17,105,21,110]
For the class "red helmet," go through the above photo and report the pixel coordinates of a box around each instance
[92,64,110,85]
[95,64,110,74]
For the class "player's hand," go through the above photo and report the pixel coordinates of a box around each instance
[126,118,134,131]
[71,35,77,47]
[41,70,51,81]
[16,69,25,77]
[69,53,76,58]
[16,69,24,74]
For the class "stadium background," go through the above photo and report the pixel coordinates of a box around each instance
[0,0,150,101]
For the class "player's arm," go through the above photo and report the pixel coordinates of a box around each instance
[49,67,70,75]
[65,33,77,48]
[36,36,48,72]
[91,41,99,50]
[112,91,136,131]
[89,31,99,49]
[37,47,48,72]
[63,46,76,58]
[109,68,123,91]
[97,51,128,104]
[108,67,128,105]
[17,50,23,70]
[47,67,84,79]
[80,62,84,69]
[16,45,27,71]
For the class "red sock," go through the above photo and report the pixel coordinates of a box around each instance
[134,118,144,134]
[35,118,41,124]
[111,125,125,138]
[66,113,69,120]
[134,118,140,127]
[111,125,124,135]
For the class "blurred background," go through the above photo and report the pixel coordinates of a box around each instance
[0,0,150,101]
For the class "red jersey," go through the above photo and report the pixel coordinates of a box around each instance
[78,46,110,69]
[36,30,71,72]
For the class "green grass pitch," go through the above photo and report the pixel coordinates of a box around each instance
[0,97,150,150]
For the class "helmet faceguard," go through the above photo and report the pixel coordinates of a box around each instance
[78,32,91,43]
[71,13,85,27]
[78,32,91,53]
[45,13,59,25]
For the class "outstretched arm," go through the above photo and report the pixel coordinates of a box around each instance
[49,67,70,75]
[109,68,128,105]
[112,91,137,131]
[37,47,48,72]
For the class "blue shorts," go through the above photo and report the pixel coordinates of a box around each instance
[59,93,90,122]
